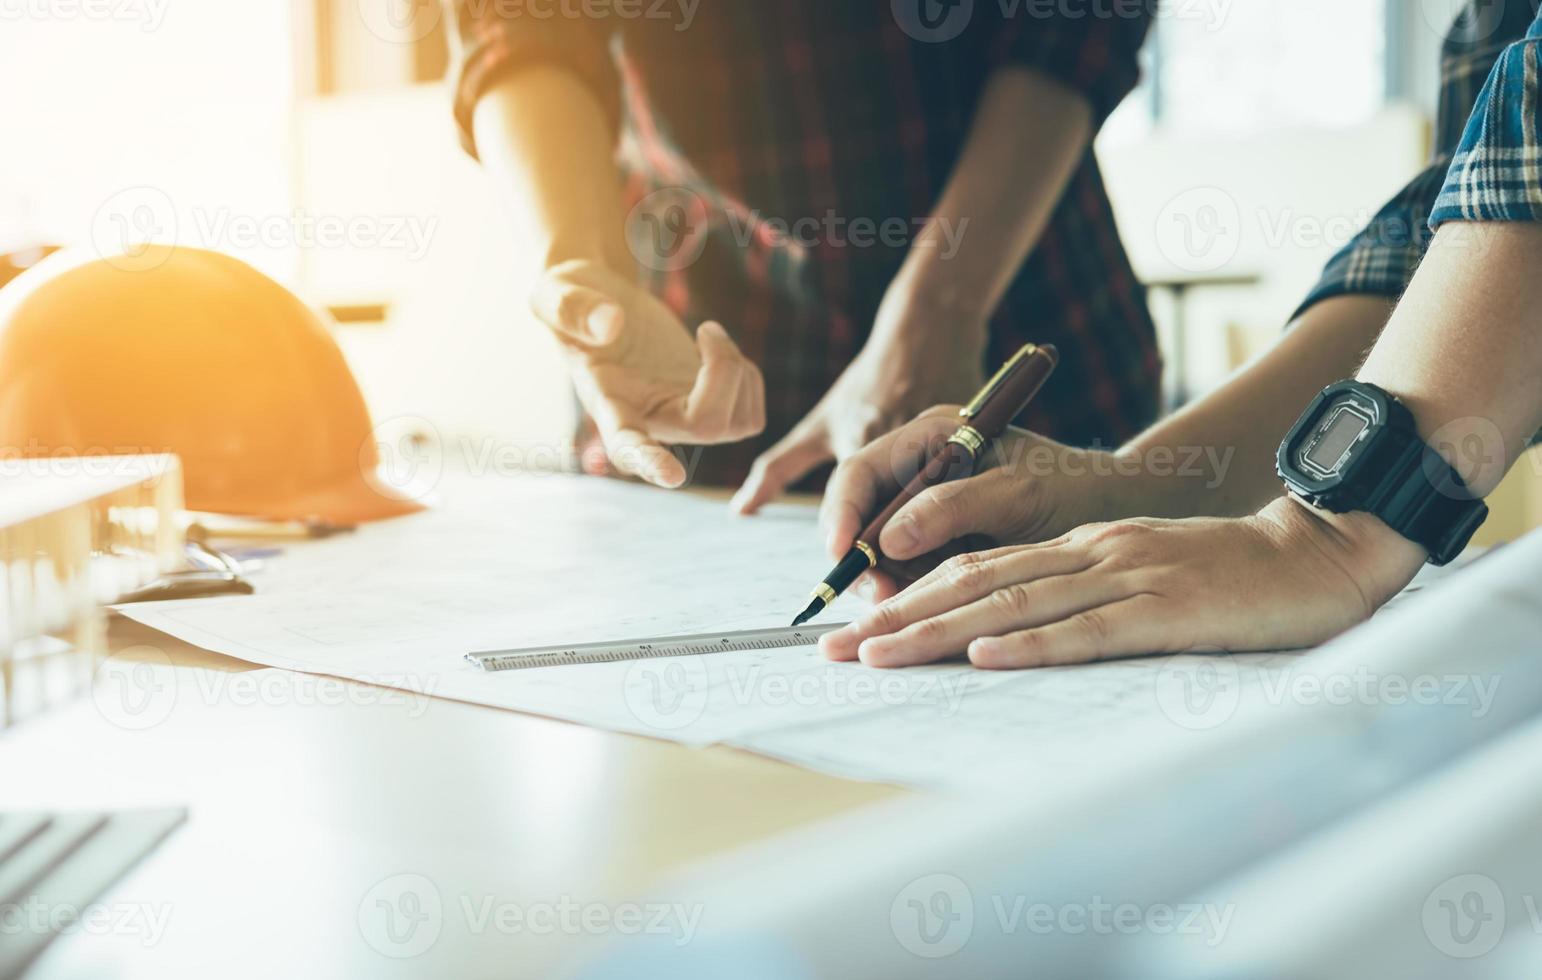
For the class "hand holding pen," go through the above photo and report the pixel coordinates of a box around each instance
[791,344,1060,624]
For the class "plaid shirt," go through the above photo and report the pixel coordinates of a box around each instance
[1433,4,1542,225]
[1300,0,1542,316]
[450,1,1160,486]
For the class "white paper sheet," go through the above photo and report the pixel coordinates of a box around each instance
[118,472,1447,789]
[569,531,1542,980]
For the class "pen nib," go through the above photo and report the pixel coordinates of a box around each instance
[790,599,823,628]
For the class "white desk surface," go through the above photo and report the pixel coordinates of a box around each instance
[5,569,900,978]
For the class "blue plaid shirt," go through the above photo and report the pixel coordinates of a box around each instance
[1300,1,1542,315]
[1433,4,1542,225]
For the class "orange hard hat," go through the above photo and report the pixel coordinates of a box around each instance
[0,246,426,524]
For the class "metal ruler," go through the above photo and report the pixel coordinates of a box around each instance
[466,623,848,672]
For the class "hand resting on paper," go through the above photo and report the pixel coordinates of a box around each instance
[819,496,1427,669]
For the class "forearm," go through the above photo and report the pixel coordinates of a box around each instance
[471,68,630,271]
[886,67,1092,335]
[1114,224,1542,592]
[1358,223,1542,494]
[1111,294,1393,519]
[1271,223,1542,599]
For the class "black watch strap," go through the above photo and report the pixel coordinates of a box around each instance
[1372,428,1489,565]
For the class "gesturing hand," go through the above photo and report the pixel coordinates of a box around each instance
[532,259,766,488]
[819,496,1428,669]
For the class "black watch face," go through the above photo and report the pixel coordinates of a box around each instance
[1278,382,1398,501]
[1277,381,1486,561]
[1297,399,1375,480]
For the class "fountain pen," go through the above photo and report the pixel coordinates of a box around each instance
[790,343,1060,627]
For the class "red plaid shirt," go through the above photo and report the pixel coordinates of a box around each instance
[451,1,1161,487]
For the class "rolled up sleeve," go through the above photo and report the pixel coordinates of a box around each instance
[1431,13,1542,228]
[1293,160,1446,317]
[982,0,1155,123]
[1296,2,1536,320]
[448,0,622,159]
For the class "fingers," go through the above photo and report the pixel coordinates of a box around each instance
[604,426,689,489]
[819,544,1093,663]
[860,567,906,604]
[730,425,832,515]
[817,413,962,558]
[817,452,886,559]
[970,594,1176,670]
[859,567,1133,669]
[579,384,689,489]
[727,336,767,439]
[877,469,1017,561]
[683,322,765,442]
[530,273,625,348]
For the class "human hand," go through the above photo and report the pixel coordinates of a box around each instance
[531,259,765,488]
[819,496,1428,669]
[729,295,986,513]
[816,408,1135,600]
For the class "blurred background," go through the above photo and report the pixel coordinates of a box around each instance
[2,0,1537,540]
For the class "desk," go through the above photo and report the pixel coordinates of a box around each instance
[4,586,901,977]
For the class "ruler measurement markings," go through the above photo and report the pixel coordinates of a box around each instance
[466,624,848,672]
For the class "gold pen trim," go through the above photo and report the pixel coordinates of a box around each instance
[811,583,838,606]
[947,425,986,456]
[853,540,877,567]
[960,343,1038,420]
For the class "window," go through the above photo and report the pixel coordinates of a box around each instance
[1103,1,1391,143]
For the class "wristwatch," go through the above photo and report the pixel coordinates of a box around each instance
[1276,380,1488,566]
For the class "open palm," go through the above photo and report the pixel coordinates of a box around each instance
[532,260,766,487]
